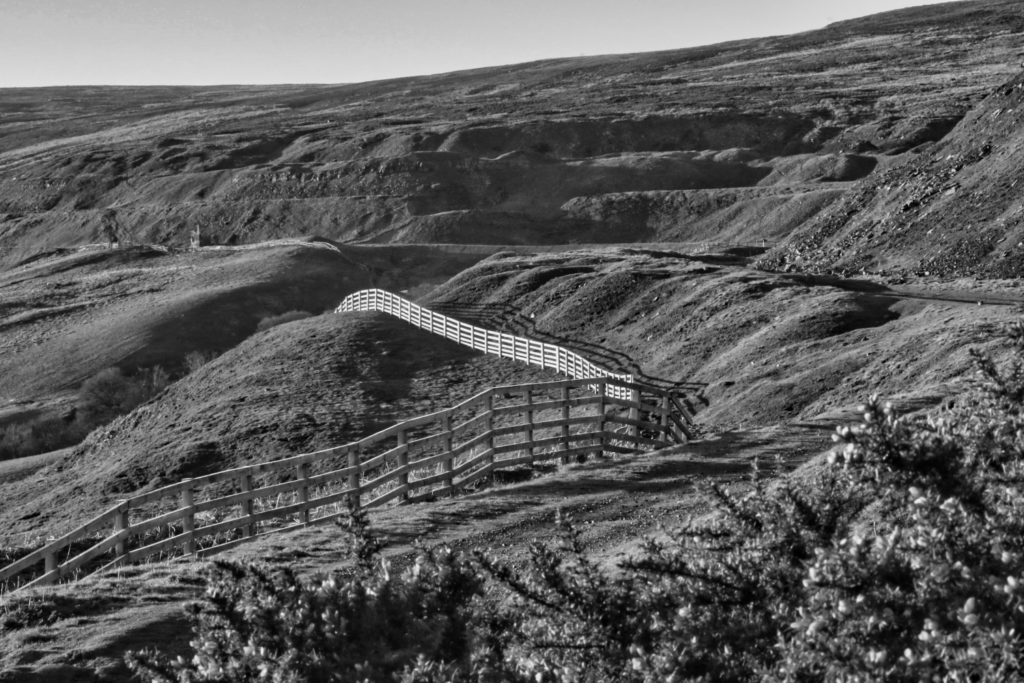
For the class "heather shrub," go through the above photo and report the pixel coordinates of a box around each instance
[473,469,863,681]
[772,329,1024,681]
[472,323,1024,682]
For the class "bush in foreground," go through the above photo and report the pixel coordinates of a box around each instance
[127,510,488,682]
[128,323,1024,682]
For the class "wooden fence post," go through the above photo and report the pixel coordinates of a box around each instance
[596,381,606,459]
[628,386,641,442]
[44,550,57,580]
[441,412,454,494]
[348,448,361,510]
[525,389,534,464]
[668,393,694,441]
[298,463,311,525]
[484,393,494,469]
[397,430,409,502]
[241,472,255,537]
[114,500,129,560]
[660,394,671,444]
[560,385,571,464]
[181,481,196,555]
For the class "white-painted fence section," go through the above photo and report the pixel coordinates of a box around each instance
[337,289,634,400]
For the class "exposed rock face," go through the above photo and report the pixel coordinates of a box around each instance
[435,114,818,159]
[760,68,1024,277]
[560,186,847,246]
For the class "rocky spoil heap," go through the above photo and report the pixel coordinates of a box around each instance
[2,1,1023,266]
[759,67,1024,277]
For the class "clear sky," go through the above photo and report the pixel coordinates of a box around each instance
[0,0,957,88]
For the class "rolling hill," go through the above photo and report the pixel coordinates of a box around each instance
[3,1,1024,680]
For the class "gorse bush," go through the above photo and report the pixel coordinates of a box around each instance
[471,466,867,681]
[127,508,489,682]
[128,323,1024,682]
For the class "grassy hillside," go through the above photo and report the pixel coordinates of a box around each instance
[3,2,1024,679]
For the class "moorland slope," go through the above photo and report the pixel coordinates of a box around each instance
[2,1,1023,266]
[3,2,1024,680]
[760,65,1024,276]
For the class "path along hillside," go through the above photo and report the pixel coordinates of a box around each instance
[0,248,1021,680]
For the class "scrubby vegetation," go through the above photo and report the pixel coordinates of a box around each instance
[127,510,485,682]
[0,415,86,462]
[77,366,171,426]
[127,324,1024,681]
[0,352,232,461]
[0,365,171,461]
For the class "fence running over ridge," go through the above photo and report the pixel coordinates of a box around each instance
[0,376,693,591]
[338,289,636,399]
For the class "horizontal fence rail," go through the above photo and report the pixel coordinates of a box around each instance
[337,289,635,400]
[0,377,693,592]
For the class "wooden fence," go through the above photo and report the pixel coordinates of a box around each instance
[0,377,692,591]
[337,289,636,400]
